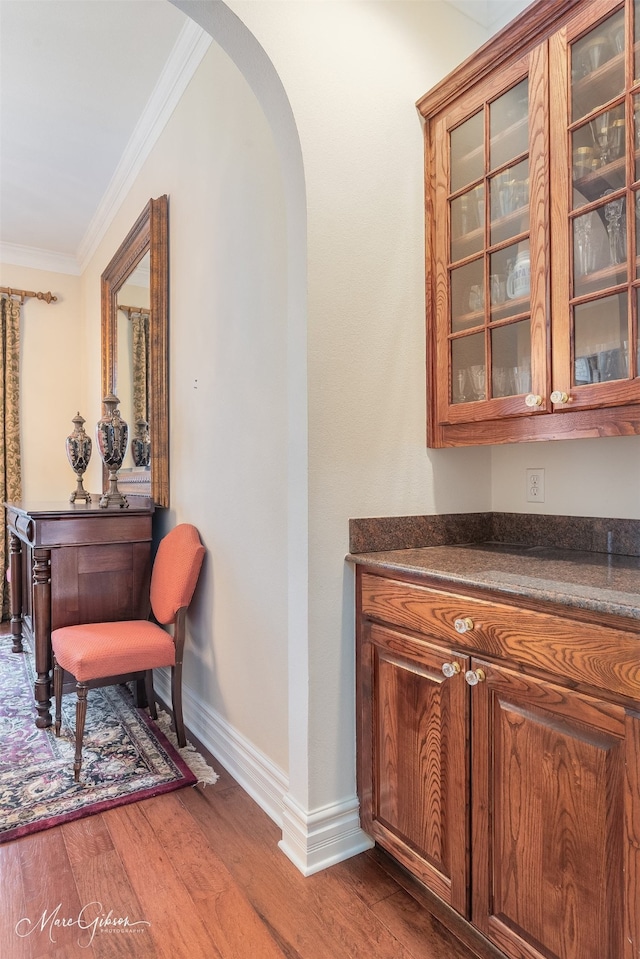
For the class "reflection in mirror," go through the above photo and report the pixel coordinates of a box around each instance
[117,251,151,470]
[101,196,168,507]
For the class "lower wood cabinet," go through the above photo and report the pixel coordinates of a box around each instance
[355,567,640,959]
[359,622,471,914]
[471,659,634,959]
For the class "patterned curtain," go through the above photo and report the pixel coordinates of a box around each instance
[131,311,149,425]
[1,296,21,621]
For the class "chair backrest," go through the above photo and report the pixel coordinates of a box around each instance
[150,524,206,625]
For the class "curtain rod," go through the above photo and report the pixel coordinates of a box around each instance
[118,304,150,317]
[0,286,57,304]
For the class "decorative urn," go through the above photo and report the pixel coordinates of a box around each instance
[65,412,92,503]
[96,393,129,508]
[131,418,151,468]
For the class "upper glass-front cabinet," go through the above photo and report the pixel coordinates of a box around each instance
[421,0,640,447]
[433,48,548,425]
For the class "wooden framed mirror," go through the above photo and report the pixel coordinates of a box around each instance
[101,196,169,507]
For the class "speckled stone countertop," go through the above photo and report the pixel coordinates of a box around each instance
[347,513,640,624]
[348,544,640,622]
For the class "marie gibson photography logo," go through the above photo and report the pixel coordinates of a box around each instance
[15,901,151,948]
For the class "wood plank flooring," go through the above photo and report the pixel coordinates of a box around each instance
[1,759,486,959]
[0,615,483,959]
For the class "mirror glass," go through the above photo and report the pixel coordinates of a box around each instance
[101,196,169,507]
[117,251,151,471]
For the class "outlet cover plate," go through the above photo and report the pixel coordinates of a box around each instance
[526,468,545,503]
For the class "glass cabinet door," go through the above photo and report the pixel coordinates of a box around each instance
[435,48,548,423]
[551,0,640,407]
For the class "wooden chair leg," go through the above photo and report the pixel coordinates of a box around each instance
[171,662,186,748]
[145,669,157,720]
[74,683,88,783]
[134,677,147,708]
[53,656,63,737]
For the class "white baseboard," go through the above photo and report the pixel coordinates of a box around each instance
[154,670,374,876]
[279,793,375,877]
[153,668,288,827]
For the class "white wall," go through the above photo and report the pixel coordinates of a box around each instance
[220,0,493,831]
[491,437,640,516]
[87,41,291,771]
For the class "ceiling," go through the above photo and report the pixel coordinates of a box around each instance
[446,0,533,31]
[0,0,532,275]
[0,0,206,273]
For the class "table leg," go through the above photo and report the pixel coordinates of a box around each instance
[32,547,52,728]
[9,531,23,653]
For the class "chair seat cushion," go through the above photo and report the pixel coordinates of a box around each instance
[52,620,176,683]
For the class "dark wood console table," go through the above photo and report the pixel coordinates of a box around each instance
[5,499,154,728]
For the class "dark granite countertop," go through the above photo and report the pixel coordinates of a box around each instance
[348,543,640,623]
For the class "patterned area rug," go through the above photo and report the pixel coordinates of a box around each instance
[0,633,218,844]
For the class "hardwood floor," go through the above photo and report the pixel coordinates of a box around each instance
[0,758,487,959]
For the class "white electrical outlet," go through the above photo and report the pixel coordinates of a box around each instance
[526,468,545,503]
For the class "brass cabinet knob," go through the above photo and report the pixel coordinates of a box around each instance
[454,616,474,634]
[550,390,569,404]
[525,393,543,407]
[442,661,461,678]
[465,668,486,686]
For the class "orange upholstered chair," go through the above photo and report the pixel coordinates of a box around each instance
[52,523,205,782]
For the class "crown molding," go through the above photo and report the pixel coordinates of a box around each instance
[0,241,80,275]
[76,19,211,272]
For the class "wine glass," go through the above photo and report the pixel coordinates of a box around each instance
[454,369,468,403]
[590,112,613,167]
[575,212,595,276]
[602,190,625,266]
[492,367,513,398]
[469,365,486,400]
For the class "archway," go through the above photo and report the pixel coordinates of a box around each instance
[170,0,311,867]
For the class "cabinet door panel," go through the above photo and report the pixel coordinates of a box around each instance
[551,0,640,410]
[431,46,549,434]
[363,623,470,914]
[471,659,633,959]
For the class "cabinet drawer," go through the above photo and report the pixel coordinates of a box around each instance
[360,572,640,702]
